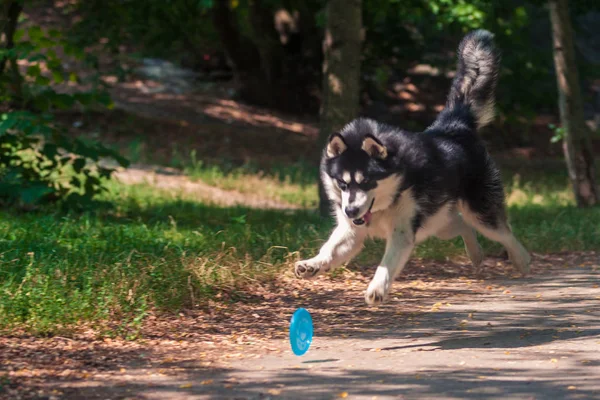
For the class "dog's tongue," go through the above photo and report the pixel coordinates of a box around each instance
[352,210,373,226]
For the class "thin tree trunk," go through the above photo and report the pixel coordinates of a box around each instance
[0,1,22,74]
[549,0,599,207]
[1,1,23,107]
[247,0,282,91]
[318,0,362,216]
[211,1,260,84]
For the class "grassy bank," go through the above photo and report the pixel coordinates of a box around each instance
[0,159,598,336]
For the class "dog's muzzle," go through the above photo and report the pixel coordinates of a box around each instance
[352,198,375,226]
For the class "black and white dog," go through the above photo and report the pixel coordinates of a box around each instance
[295,30,530,306]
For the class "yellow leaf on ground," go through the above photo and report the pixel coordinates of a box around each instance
[201,379,214,385]
[338,392,349,398]
[550,359,558,363]
[268,389,282,395]
[567,386,577,390]
[179,383,192,389]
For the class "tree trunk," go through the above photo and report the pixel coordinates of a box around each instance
[211,0,267,104]
[318,0,362,216]
[247,1,282,91]
[0,1,22,74]
[0,1,23,107]
[549,0,599,207]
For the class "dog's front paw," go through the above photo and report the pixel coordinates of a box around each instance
[365,269,390,306]
[294,259,326,279]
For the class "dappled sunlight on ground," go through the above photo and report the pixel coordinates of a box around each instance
[2,253,598,399]
[113,165,304,210]
[111,79,318,138]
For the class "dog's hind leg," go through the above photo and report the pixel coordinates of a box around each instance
[459,203,531,274]
[295,214,367,279]
[436,212,484,269]
[365,224,415,306]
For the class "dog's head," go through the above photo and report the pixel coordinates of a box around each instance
[321,119,402,225]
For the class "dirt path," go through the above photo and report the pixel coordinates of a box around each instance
[2,252,599,399]
[113,164,301,210]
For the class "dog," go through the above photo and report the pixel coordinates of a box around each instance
[294,30,531,306]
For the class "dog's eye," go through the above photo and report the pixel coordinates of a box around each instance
[336,179,348,190]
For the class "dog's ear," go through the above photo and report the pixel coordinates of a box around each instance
[326,133,347,158]
[362,135,387,160]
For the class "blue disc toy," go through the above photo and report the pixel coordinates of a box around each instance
[289,308,313,356]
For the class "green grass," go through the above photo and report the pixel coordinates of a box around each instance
[0,183,328,336]
[0,158,599,337]
[181,153,319,207]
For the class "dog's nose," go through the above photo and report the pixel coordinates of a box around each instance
[345,206,360,218]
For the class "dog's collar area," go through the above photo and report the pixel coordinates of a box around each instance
[352,198,375,226]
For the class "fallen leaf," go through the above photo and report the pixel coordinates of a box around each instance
[180,383,192,389]
[201,379,214,385]
[567,386,577,390]
[550,359,558,363]
[338,391,349,398]
[268,388,282,395]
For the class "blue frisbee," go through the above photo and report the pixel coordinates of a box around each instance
[289,308,313,356]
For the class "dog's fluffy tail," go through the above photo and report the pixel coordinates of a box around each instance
[445,29,500,129]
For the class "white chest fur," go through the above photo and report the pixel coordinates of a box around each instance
[365,190,454,243]
[366,188,417,239]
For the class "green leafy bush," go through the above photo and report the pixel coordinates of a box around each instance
[0,110,128,207]
[0,13,128,208]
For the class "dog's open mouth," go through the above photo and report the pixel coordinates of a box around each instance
[352,198,375,226]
